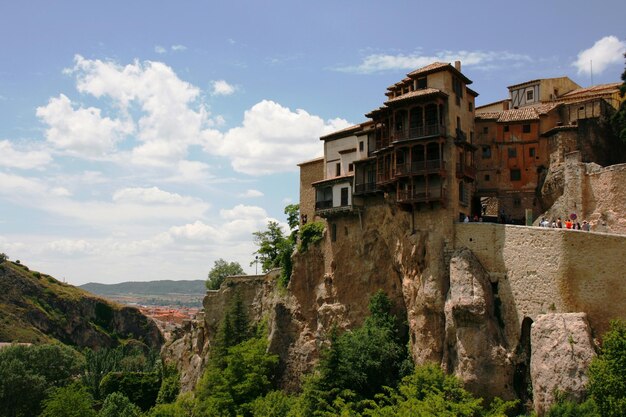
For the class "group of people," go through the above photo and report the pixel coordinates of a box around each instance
[539,217,591,231]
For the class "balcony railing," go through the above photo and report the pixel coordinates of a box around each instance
[375,136,391,150]
[392,124,445,142]
[456,163,476,180]
[315,200,333,210]
[354,182,378,194]
[376,171,394,184]
[397,186,446,204]
[396,159,446,177]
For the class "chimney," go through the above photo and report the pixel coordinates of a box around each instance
[454,60,461,72]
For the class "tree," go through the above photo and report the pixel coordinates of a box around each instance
[284,204,300,234]
[612,53,626,142]
[98,392,141,417]
[207,259,245,290]
[588,320,626,417]
[39,384,96,417]
[252,221,287,273]
[0,253,7,263]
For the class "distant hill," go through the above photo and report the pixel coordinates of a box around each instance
[80,280,207,308]
[0,259,163,348]
[81,280,206,296]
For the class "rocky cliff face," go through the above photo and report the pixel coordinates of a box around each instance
[0,260,163,349]
[164,201,610,412]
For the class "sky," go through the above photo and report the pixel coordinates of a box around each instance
[0,0,625,285]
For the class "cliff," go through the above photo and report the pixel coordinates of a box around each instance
[164,202,625,414]
[0,260,163,349]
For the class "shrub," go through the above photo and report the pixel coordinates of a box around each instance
[298,221,325,252]
[0,253,7,263]
[99,371,161,411]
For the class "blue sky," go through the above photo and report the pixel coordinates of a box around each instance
[0,0,624,284]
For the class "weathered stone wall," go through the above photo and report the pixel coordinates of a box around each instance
[454,222,626,345]
[583,162,626,234]
[298,158,324,227]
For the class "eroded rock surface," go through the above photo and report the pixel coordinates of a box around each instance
[530,313,596,416]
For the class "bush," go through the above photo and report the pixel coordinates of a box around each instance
[0,253,7,263]
[40,383,96,417]
[298,221,325,252]
[98,392,141,417]
[99,371,161,411]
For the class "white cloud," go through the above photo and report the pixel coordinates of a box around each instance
[66,55,220,166]
[112,186,197,205]
[36,94,133,157]
[165,160,213,183]
[171,44,187,51]
[215,100,350,175]
[0,140,52,169]
[211,80,236,96]
[336,50,532,74]
[51,187,72,197]
[154,45,167,54]
[47,239,93,255]
[574,36,626,75]
[239,189,264,198]
[169,221,220,241]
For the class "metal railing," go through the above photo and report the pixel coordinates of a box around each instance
[354,182,378,194]
[393,124,445,142]
[397,186,446,203]
[315,200,333,210]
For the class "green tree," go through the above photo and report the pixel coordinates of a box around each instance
[98,392,141,417]
[39,384,96,417]
[252,221,287,273]
[250,390,295,417]
[0,344,84,417]
[207,259,245,290]
[82,347,123,401]
[611,53,626,142]
[156,365,181,405]
[0,253,7,263]
[588,320,626,417]
[99,371,161,412]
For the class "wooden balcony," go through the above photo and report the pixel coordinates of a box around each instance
[376,170,395,185]
[375,136,391,150]
[392,124,445,143]
[456,163,476,181]
[397,186,446,205]
[396,159,446,177]
[315,200,333,210]
[354,182,378,195]
[315,200,353,217]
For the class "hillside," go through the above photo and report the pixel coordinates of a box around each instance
[81,280,206,307]
[0,259,163,349]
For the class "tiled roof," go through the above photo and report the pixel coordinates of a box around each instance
[297,156,324,166]
[560,83,621,98]
[384,88,445,105]
[475,112,502,120]
[320,123,365,141]
[407,62,450,77]
[497,107,540,123]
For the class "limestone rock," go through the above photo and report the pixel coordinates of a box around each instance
[530,313,596,416]
[443,248,514,401]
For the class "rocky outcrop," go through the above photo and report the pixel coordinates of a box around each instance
[161,318,208,392]
[0,260,163,349]
[530,313,596,416]
[443,249,514,401]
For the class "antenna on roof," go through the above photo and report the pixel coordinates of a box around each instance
[590,60,593,86]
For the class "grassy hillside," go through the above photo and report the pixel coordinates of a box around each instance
[0,260,163,348]
[81,280,206,296]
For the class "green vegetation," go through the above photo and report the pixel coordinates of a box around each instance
[39,384,96,417]
[206,258,245,290]
[612,53,626,143]
[252,204,299,287]
[298,221,325,252]
[98,392,142,417]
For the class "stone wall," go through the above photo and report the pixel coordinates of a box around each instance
[298,158,324,226]
[454,222,626,346]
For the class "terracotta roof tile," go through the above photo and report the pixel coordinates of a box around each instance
[560,83,621,98]
[497,107,540,123]
[407,62,451,77]
[384,88,445,105]
[476,112,502,120]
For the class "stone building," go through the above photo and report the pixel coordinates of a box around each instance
[308,61,477,225]
[474,77,623,222]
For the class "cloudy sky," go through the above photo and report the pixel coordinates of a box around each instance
[1,0,624,285]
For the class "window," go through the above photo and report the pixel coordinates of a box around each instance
[331,223,337,242]
[340,187,349,206]
[529,147,536,157]
[508,147,517,158]
[348,163,354,172]
[526,90,534,101]
[483,126,488,134]
[504,125,510,132]
[484,174,490,181]
[510,169,521,181]
[513,197,521,207]
[482,145,491,159]
[336,163,341,176]
[416,77,427,89]
[522,124,531,133]
[459,181,465,203]
[359,141,364,151]
[468,102,473,111]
